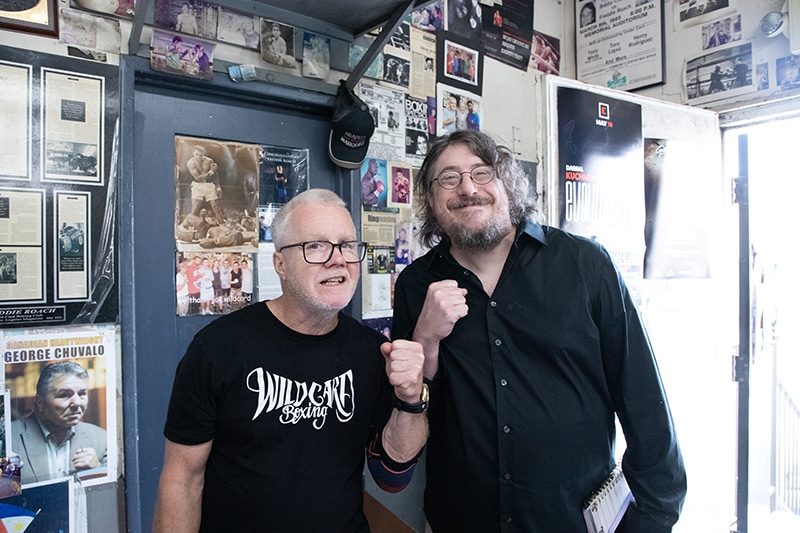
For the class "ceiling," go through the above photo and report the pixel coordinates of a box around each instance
[128,0,436,93]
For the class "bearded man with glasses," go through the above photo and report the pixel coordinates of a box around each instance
[392,130,686,532]
[155,189,428,532]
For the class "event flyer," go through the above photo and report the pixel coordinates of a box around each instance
[557,86,644,273]
[575,0,664,91]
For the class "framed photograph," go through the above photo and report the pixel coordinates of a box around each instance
[576,0,665,91]
[436,82,481,137]
[684,41,754,106]
[0,0,58,37]
[436,30,483,95]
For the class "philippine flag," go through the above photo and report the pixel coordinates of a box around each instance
[0,503,37,533]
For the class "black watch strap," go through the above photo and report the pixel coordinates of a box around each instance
[394,383,429,413]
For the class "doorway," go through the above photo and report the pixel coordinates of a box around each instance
[722,112,800,533]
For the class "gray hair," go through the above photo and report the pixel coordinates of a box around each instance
[36,361,89,397]
[414,130,537,249]
[271,188,347,249]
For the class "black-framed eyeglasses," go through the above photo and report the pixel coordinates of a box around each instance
[432,165,496,190]
[278,240,368,264]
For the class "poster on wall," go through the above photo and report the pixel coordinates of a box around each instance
[1,478,72,531]
[530,30,560,75]
[302,31,330,80]
[70,0,136,19]
[776,53,800,91]
[684,41,754,106]
[3,323,118,487]
[0,391,22,498]
[643,138,711,279]
[445,0,481,41]
[42,68,104,184]
[360,158,389,210]
[59,8,123,55]
[215,7,259,50]
[258,145,309,208]
[361,210,399,320]
[575,0,665,91]
[261,19,297,68]
[409,25,436,99]
[387,161,412,209]
[153,0,217,39]
[481,0,534,71]
[0,188,45,304]
[404,95,429,166]
[360,79,405,162]
[383,27,411,90]
[150,29,215,81]
[174,136,260,254]
[0,61,31,181]
[674,0,733,28]
[700,14,741,50]
[175,251,254,316]
[54,190,90,301]
[556,86,644,275]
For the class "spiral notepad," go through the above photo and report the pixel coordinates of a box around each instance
[582,465,632,533]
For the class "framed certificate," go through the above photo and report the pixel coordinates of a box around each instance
[0,0,58,37]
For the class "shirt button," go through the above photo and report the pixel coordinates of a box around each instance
[503,472,511,480]
[500,379,508,387]
[490,300,497,307]
[495,339,502,346]
[503,425,511,433]
[505,517,513,524]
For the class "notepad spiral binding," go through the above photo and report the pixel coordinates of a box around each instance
[582,465,633,533]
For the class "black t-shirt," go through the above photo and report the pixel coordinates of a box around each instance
[229,268,242,289]
[164,302,392,532]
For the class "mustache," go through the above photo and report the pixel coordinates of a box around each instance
[447,196,493,209]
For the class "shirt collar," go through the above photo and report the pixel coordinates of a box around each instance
[423,219,548,268]
[34,413,76,443]
[518,219,547,245]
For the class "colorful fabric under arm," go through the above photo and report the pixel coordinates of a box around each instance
[366,430,422,493]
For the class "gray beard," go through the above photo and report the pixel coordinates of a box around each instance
[449,219,509,251]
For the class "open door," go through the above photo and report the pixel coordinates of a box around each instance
[723,115,800,533]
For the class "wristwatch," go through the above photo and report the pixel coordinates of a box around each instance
[394,383,429,414]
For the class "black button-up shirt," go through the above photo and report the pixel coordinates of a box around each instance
[393,221,686,532]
